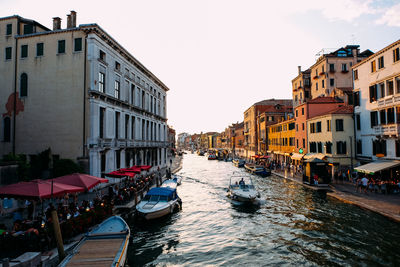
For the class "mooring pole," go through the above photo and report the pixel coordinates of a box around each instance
[51,210,66,262]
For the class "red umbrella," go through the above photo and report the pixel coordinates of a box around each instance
[53,173,108,190]
[0,180,83,199]
[120,167,141,174]
[139,165,152,171]
[105,171,130,178]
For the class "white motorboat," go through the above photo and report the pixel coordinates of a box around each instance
[161,179,178,189]
[172,174,182,185]
[227,175,261,205]
[136,187,181,220]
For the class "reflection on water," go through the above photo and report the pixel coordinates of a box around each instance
[128,154,400,266]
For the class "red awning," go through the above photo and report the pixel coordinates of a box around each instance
[252,155,260,158]
[121,167,142,173]
[139,165,152,171]
[260,155,270,159]
[0,180,83,199]
[53,173,108,190]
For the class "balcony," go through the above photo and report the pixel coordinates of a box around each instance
[377,95,400,108]
[319,72,326,76]
[373,124,400,136]
[313,75,319,80]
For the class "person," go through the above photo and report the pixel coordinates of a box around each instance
[239,178,245,186]
[361,175,368,193]
[313,174,319,186]
[355,177,362,193]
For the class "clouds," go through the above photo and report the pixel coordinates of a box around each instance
[376,3,400,27]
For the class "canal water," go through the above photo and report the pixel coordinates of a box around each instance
[127,153,400,266]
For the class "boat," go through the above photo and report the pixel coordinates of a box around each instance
[172,174,182,185]
[58,216,130,267]
[197,150,205,156]
[208,154,217,160]
[136,187,181,220]
[227,175,261,205]
[232,159,245,167]
[161,179,178,189]
[244,163,271,177]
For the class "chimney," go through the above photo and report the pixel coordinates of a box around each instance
[67,14,71,28]
[298,66,301,75]
[53,17,61,30]
[70,11,77,28]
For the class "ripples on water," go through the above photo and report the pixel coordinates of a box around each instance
[128,154,400,267]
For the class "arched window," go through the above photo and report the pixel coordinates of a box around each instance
[3,117,11,142]
[20,73,28,97]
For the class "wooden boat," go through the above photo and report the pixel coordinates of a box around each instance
[58,216,130,267]
[244,163,271,177]
[136,187,181,220]
[232,159,245,167]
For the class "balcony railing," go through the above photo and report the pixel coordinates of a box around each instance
[96,138,169,149]
[373,124,400,136]
[377,95,400,108]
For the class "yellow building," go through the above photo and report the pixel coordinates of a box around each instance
[267,119,296,164]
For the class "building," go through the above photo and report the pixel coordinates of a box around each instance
[306,105,355,173]
[310,45,373,100]
[167,126,176,154]
[293,97,344,160]
[177,132,190,149]
[292,67,311,108]
[353,39,400,163]
[267,118,295,165]
[234,122,244,157]
[0,12,170,177]
[243,99,292,159]
[257,105,293,156]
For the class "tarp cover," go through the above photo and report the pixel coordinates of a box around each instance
[354,160,400,174]
[146,187,177,198]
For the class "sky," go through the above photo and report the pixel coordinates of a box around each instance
[2,0,400,135]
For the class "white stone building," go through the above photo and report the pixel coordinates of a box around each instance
[0,12,170,177]
[353,39,400,163]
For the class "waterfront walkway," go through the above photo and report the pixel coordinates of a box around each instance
[272,169,400,223]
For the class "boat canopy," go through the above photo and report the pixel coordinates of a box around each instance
[146,187,177,198]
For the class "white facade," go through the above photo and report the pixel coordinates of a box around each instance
[353,39,400,162]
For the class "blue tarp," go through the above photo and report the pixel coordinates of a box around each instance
[146,187,176,198]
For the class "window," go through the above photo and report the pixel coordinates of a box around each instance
[58,40,65,54]
[301,107,304,115]
[296,124,298,131]
[115,61,120,71]
[6,24,12,35]
[336,141,347,154]
[327,120,331,132]
[21,45,28,58]
[371,60,376,72]
[387,80,394,95]
[99,72,105,93]
[74,38,82,52]
[116,150,121,169]
[302,123,304,130]
[101,153,106,175]
[356,114,361,130]
[353,70,358,80]
[115,112,120,139]
[5,47,12,60]
[326,142,332,154]
[3,117,11,142]
[357,140,362,154]
[379,83,385,98]
[36,43,44,56]
[20,73,28,97]
[354,91,360,106]
[316,121,322,132]
[309,142,316,153]
[322,80,325,88]
[397,77,400,94]
[370,111,378,127]
[330,78,334,86]
[317,142,323,153]
[99,50,106,61]
[396,140,400,157]
[380,110,386,125]
[302,139,305,148]
[296,110,298,117]
[316,82,318,91]
[329,63,335,72]
[387,108,395,124]
[131,116,135,139]
[125,114,129,139]
[378,56,384,69]
[296,139,299,148]
[99,107,105,138]
[23,24,33,34]
[131,84,135,105]
[369,84,377,102]
[335,119,344,131]
[341,63,348,72]
[114,80,120,99]
[373,139,386,156]
[310,122,315,133]
[393,47,400,63]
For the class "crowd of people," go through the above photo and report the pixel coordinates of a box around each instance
[354,175,400,195]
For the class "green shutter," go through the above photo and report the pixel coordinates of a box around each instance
[5,47,12,60]
[6,24,12,35]
[21,45,28,58]
[36,43,44,56]
[74,38,82,52]
[58,40,65,54]
[20,73,28,97]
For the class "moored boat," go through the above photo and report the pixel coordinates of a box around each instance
[136,187,181,220]
[244,163,271,177]
[208,154,217,160]
[232,159,245,168]
[58,216,130,267]
[227,176,261,205]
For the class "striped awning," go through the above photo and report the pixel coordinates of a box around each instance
[291,153,304,160]
[354,160,400,175]
[303,153,327,160]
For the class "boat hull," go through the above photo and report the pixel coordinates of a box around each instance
[137,199,180,220]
